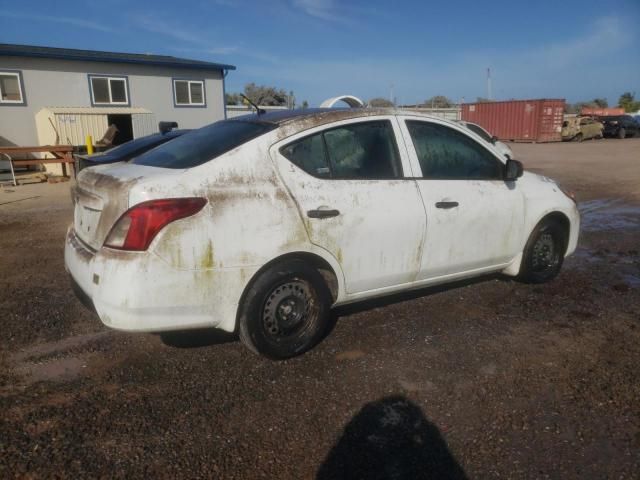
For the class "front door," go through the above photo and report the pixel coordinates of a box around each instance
[273,118,426,294]
[399,118,525,279]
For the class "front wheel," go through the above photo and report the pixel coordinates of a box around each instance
[238,260,332,359]
[617,128,626,139]
[518,219,566,284]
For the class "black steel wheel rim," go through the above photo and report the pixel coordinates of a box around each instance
[531,231,559,272]
[262,280,315,339]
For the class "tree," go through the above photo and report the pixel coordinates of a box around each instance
[618,92,640,112]
[476,97,492,103]
[225,93,242,105]
[243,83,288,106]
[301,100,309,109]
[593,98,608,108]
[422,95,453,108]
[368,97,394,107]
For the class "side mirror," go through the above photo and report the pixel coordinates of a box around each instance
[505,159,523,181]
[491,135,499,144]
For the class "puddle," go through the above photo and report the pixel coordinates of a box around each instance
[579,199,640,232]
[622,274,640,288]
[569,246,637,265]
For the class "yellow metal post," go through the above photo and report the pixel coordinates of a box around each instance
[86,135,94,155]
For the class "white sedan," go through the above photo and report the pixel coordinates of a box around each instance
[65,108,580,359]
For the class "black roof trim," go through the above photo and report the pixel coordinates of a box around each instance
[0,43,236,71]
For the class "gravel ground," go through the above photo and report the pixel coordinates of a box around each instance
[1,138,639,479]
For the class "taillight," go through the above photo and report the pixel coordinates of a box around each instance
[104,198,207,251]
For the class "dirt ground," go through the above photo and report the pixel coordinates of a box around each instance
[1,138,639,479]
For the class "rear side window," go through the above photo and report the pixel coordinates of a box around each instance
[280,120,401,179]
[406,121,503,180]
[133,121,275,169]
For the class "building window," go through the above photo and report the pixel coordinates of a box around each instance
[89,75,129,105]
[0,71,25,105]
[173,79,206,107]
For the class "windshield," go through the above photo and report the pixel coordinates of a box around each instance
[133,120,276,169]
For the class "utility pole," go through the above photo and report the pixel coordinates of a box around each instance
[390,83,395,106]
[487,67,492,101]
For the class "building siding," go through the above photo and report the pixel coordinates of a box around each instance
[0,56,226,148]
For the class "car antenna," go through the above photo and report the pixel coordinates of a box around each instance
[241,94,266,115]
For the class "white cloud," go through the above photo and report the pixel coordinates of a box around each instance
[1,12,115,33]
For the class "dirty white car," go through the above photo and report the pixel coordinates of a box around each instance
[65,108,580,359]
[458,120,514,159]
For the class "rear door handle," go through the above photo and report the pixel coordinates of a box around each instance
[435,201,459,209]
[307,208,340,219]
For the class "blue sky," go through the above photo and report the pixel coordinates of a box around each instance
[1,0,639,106]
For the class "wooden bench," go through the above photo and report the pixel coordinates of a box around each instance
[0,145,75,186]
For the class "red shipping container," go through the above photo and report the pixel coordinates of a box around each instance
[461,99,565,142]
[580,107,625,116]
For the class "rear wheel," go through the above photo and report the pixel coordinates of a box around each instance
[617,128,626,139]
[518,219,566,284]
[238,260,332,359]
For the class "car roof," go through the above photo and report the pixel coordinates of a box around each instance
[228,107,457,130]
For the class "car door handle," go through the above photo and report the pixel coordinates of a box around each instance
[435,201,459,209]
[307,208,340,219]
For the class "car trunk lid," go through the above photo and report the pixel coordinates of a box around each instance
[72,163,173,251]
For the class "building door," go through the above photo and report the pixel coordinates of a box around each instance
[106,114,133,145]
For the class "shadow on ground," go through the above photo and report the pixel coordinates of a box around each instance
[158,275,501,349]
[317,395,468,480]
[159,329,238,348]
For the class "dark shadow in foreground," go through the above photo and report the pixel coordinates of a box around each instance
[159,329,238,348]
[317,396,468,480]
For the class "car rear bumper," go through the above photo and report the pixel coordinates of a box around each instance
[64,227,252,333]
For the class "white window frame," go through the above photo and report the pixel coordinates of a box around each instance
[0,71,25,105]
[89,75,129,106]
[173,79,206,107]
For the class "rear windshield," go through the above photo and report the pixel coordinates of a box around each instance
[92,134,169,160]
[132,120,275,169]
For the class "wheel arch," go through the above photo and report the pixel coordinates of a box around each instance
[527,210,572,255]
[235,251,342,328]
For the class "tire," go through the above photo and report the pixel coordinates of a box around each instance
[518,219,567,284]
[238,259,332,360]
[574,133,583,142]
[617,128,626,139]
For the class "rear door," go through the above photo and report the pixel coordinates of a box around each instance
[272,117,426,294]
[399,117,525,279]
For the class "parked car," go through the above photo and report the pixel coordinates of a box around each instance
[65,108,580,359]
[75,124,189,171]
[458,120,514,159]
[598,115,639,139]
[561,116,603,141]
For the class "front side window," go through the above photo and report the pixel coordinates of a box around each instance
[280,120,402,179]
[89,75,128,105]
[173,79,205,106]
[0,71,25,105]
[406,121,504,180]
